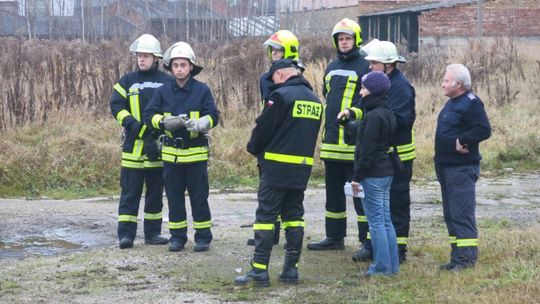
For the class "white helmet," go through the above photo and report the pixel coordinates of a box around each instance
[163,41,203,76]
[129,34,162,58]
[360,38,380,56]
[364,40,406,64]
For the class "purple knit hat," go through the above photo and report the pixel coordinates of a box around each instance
[361,71,390,94]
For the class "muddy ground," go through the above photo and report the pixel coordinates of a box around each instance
[0,171,539,303]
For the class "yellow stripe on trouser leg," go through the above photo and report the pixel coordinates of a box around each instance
[253,223,275,230]
[194,220,212,229]
[456,238,478,247]
[169,220,188,230]
[325,211,347,219]
[282,221,306,229]
[144,212,163,220]
[357,215,367,223]
[252,262,267,270]
[397,237,408,245]
[118,214,138,222]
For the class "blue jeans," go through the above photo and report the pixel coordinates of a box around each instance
[361,176,399,276]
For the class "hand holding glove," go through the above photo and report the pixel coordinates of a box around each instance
[186,116,211,133]
[161,115,187,132]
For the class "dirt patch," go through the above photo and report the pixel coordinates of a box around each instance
[0,172,539,302]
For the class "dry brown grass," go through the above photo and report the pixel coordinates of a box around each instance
[0,36,539,197]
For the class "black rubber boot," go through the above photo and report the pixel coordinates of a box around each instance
[234,269,270,287]
[193,242,210,252]
[278,254,300,284]
[145,235,169,245]
[119,237,133,249]
[398,244,407,264]
[352,245,372,262]
[168,240,185,252]
[307,238,344,250]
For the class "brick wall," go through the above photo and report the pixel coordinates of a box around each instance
[358,0,437,15]
[420,2,540,37]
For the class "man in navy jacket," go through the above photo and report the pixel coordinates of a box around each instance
[435,64,491,271]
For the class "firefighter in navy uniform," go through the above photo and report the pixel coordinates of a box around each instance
[143,42,220,252]
[110,34,172,249]
[235,59,322,287]
[246,30,303,247]
[307,18,370,251]
[348,40,416,263]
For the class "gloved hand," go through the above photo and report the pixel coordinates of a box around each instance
[124,118,142,137]
[186,116,211,133]
[143,139,160,161]
[161,115,187,132]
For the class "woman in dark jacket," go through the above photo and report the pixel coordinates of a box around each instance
[351,71,399,276]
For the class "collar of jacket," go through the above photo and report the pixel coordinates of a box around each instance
[387,68,401,80]
[269,74,313,92]
[450,90,472,102]
[337,47,359,61]
[172,76,194,92]
[363,93,388,112]
[137,61,160,74]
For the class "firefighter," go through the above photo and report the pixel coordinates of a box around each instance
[110,34,172,249]
[235,59,322,287]
[436,64,491,271]
[142,42,220,252]
[347,40,416,263]
[307,18,370,251]
[246,30,303,247]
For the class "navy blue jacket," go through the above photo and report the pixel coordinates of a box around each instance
[320,49,370,162]
[143,77,220,150]
[248,75,322,191]
[259,71,274,107]
[387,68,416,147]
[434,91,491,166]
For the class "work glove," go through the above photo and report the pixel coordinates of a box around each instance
[186,116,211,133]
[161,115,187,132]
[124,118,142,137]
[143,138,160,161]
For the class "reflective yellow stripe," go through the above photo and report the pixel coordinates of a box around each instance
[138,124,147,138]
[207,115,214,128]
[144,212,163,220]
[324,74,331,96]
[325,211,347,219]
[367,232,371,240]
[113,83,127,98]
[252,262,267,270]
[169,221,188,230]
[282,221,305,228]
[399,150,416,161]
[264,152,313,165]
[253,223,275,230]
[449,236,457,244]
[116,110,131,125]
[118,214,137,222]
[350,106,363,120]
[194,220,212,229]
[129,88,141,121]
[189,111,200,139]
[161,146,209,164]
[357,215,367,223]
[143,160,163,168]
[121,159,144,168]
[456,238,478,247]
[397,237,408,245]
[320,151,354,161]
[321,143,355,153]
[276,215,281,222]
[152,114,164,129]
